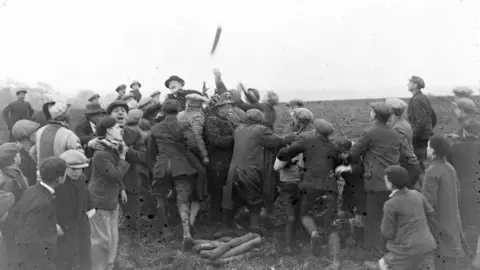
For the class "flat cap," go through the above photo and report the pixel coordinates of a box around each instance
[369,101,393,116]
[15,89,27,95]
[286,99,304,108]
[127,109,144,122]
[384,98,407,110]
[245,109,265,123]
[453,86,473,98]
[292,108,313,121]
[107,100,129,115]
[384,165,409,189]
[150,90,161,97]
[88,93,100,102]
[60,150,89,169]
[409,76,425,89]
[138,97,153,110]
[115,84,127,92]
[186,93,209,103]
[454,98,477,113]
[122,93,135,101]
[313,118,334,137]
[12,120,40,140]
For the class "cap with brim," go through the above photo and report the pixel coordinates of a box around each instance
[369,101,393,116]
[292,108,313,121]
[115,84,127,93]
[88,93,100,102]
[287,99,304,108]
[130,80,142,88]
[15,89,27,95]
[453,86,473,97]
[107,100,129,114]
[408,76,425,89]
[165,76,185,88]
[454,98,477,114]
[138,97,153,110]
[384,98,407,110]
[313,118,334,137]
[150,91,161,97]
[60,150,90,169]
[85,103,106,115]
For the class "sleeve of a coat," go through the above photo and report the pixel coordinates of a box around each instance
[381,201,396,240]
[2,103,12,128]
[74,123,95,147]
[259,127,287,149]
[277,141,305,162]
[394,126,419,164]
[350,130,371,166]
[191,114,208,159]
[17,203,52,254]
[421,171,439,210]
[205,116,234,148]
[410,100,430,139]
[126,133,146,165]
[146,133,158,170]
[92,151,129,190]
[236,100,261,112]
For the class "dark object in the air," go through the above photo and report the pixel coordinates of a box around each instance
[211,26,222,55]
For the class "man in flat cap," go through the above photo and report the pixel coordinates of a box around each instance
[406,76,437,172]
[115,84,127,100]
[3,89,34,142]
[129,81,142,103]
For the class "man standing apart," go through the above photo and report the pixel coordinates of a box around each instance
[407,76,437,172]
[3,89,34,142]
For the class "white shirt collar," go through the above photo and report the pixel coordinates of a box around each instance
[90,122,96,133]
[40,181,55,195]
[389,189,399,198]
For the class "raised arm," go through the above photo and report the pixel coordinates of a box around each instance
[277,141,305,162]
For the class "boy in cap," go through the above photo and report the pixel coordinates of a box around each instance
[385,98,421,189]
[56,150,94,270]
[12,157,68,270]
[129,80,142,103]
[274,107,316,254]
[379,165,436,270]
[423,134,470,269]
[2,89,34,142]
[407,75,437,172]
[115,84,127,100]
[12,119,40,186]
[277,118,341,269]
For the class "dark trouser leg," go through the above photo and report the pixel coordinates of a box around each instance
[413,139,429,171]
[208,164,229,218]
[174,177,194,251]
[78,222,92,270]
[364,190,390,255]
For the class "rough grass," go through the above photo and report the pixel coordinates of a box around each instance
[1,96,475,269]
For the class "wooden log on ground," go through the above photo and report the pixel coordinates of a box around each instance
[200,233,258,260]
[217,236,234,242]
[193,242,222,252]
[209,250,261,266]
[193,239,224,246]
[218,236,262,259]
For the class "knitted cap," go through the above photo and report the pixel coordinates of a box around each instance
[384,165,409,189]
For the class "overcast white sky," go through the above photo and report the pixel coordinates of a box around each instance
[0,0,479,100]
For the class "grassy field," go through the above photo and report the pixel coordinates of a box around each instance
[0,96,473,269]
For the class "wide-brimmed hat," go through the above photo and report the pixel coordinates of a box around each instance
[115,84,127,93]
[107,100,129,114]
[408,76,425,89]
[12,120,40,141]
[130,80,142,89]
[60,150,89,169]
[88,93,100,102]
[164,75,185,88]
[85,102,106,116]
[15,89,27,95]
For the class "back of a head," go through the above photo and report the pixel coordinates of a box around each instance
[385,165,409,189]
[313,118,334,137]
[96,116,117,137]
[39,157,68,185]
[245,109,265,123]
[429,133,450,157]
[163,99,180,114]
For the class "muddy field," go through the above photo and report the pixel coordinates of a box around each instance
[0,96,474,269]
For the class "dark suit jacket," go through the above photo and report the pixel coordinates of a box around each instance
[74,119,95,148]
[19,148,37,186]
[11,184,57,268]
[407,91,437,140]
[382,189,436,256]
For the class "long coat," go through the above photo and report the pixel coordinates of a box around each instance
[350,121,401,192]
[55,174,93,270]
[147,114,196,192]
[222,122,288,210]
[422,158,469,259]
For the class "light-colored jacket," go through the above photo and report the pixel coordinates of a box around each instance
[177,106,208,160]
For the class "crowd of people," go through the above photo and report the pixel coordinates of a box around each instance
[0,70,480,270]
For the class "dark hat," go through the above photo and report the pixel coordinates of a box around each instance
[15,89,27,95]
[313,118,334,137]
[286,99,304,108]
[88,93,100,102]
[130,80,142,89]
[409,76,425,89]
[384,165,409,189]
[245,109,265,123]
[115,84,127,93]
[165,76,185,88]
[163,99,180,113]
[107,100,129,115]
[85,102,106,115]
[429,133,450,157]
